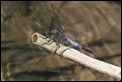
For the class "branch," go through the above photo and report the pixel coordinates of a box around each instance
[31,32,121,80]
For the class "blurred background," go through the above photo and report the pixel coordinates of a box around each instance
[1,1,121,81]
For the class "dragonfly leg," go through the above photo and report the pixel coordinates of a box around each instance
[51,37,60,55]
[41,40,53,46]
[53,42,59,54]
[47,39,54,45]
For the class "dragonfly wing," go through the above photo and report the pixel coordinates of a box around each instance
[50,5,64,33]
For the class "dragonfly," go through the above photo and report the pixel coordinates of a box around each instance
[43,5,93,54]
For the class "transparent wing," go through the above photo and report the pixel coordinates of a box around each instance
[49,5,64,33]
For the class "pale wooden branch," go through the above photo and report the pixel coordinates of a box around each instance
[31,32,121,80]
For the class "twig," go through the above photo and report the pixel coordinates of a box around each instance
[31,32,121,80]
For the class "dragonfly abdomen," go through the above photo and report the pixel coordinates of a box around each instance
[65,35,93,54]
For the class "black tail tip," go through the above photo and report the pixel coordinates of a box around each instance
[82,47,93,54]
